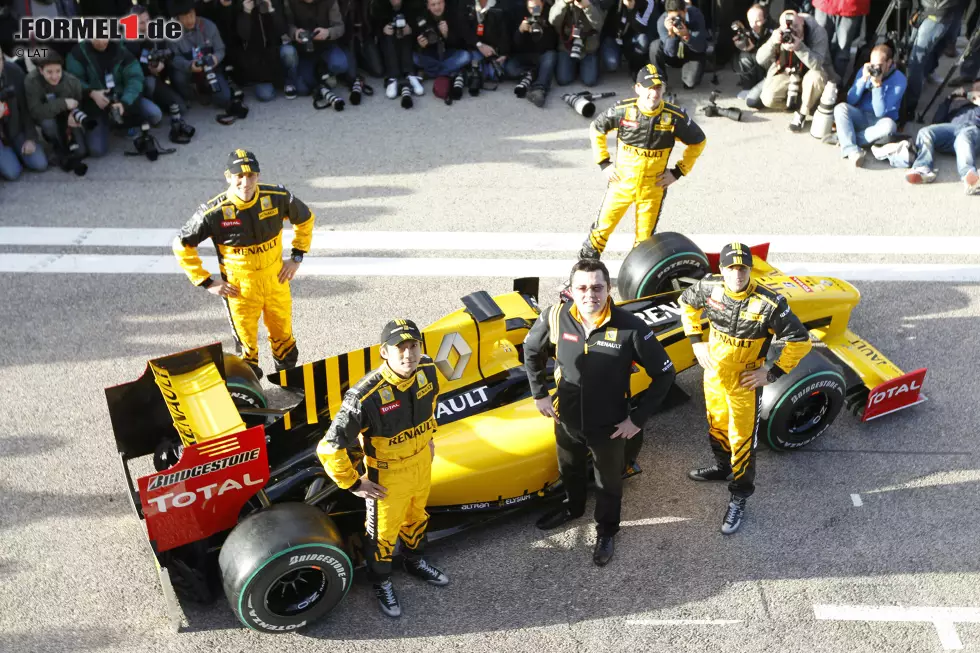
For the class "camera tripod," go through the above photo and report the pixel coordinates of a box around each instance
[917,16,980,122]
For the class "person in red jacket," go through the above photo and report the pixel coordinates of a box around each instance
[812,0,869,80]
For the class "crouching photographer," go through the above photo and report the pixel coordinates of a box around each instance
[756,9,832,132]
[600,0,662,79]
[66,38,160,158]
[650,0,707,89]
[235,0,288,101]
[125,5,195,144]
[24,53,90,174]
[412,0,470,80]
[282,0,351,98]
[372,0,423,106]
[458,0,511,94]
[507,0,559,107]
[732,3,774,107]
[0,57,48,180]
[550,0,605,87]
[168,0,233,110]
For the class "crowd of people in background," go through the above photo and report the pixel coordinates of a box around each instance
[0,0,977,192]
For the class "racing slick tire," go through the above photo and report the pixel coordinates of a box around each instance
[617,232,711,300]
[219,502,353,633]
[223,354,267,411]
[760,353,847,451]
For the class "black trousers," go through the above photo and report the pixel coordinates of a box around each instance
[556,422,637,537]
[380,33,414,79]
[735,50,766,89]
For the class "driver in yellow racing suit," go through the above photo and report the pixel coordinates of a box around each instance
[316,319,449,619]
[173,149,314,378]
[580,63,707,260]
[679,243,812,535]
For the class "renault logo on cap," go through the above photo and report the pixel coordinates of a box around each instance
[434,333,472,381]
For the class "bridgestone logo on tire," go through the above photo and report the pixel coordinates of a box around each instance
[289,553,349,584]
[790,379,843,404]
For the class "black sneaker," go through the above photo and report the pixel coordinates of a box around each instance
[373,580,401,618]
[721,495,747,535]
[284,84,297,100]
[688,465,732,482]
[403,558,449,586]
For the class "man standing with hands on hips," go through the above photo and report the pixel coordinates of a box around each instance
[523,259,676,566]
[679,243,812,534]
[173,149,315,378]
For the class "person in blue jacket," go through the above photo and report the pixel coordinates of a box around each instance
[832,42,906,167]
[649,0,706,89]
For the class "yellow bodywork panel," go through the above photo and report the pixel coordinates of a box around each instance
[428,399,559,506]
[149,360,246,446]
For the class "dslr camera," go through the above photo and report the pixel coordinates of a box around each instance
[528,4,544,37]
[868,63,883,78]
[780,15,795,44]
[700,89,742,121]
[295,29,315,54]
[192,45,222,93]
[70,107,98,131]
[145,48,173,66]
[731,20,755,52]
[569,24,584,60]
[668,15,684,30]
[391,13,407,37]
[416,16,440,45]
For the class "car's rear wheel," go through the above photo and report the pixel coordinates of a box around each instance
[219,502,353,633]
[760,353,846,451]
[616,232,711,300]
[223,353,267,412]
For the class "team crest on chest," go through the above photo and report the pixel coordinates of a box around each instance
[605,328,618,341]
[260,195,272,211]
[222,206,236,220]
[416,370,427,387]
[380,386,395,404]
[747,298,764,313]
[661,112,673,126]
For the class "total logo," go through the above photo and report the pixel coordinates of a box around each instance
[869,379,921,405]
[146,474,264,513]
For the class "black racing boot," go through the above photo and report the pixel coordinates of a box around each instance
[688,464,733,482]
[403,558,449,586]
[721,494,747,534]
[373,580,401,618]
[273,346,299,372]
[593,535,614,566]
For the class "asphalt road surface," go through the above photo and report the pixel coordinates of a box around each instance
[2,57,980,653]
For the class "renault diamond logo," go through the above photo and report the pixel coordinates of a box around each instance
[435,333,472,381]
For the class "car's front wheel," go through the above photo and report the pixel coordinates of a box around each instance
[219,502,353,633]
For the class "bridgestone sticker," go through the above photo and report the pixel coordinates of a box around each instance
[147,448,260,491]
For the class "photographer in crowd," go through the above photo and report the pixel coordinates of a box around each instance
[550,0,606,87]
[458,0,512,89]
[372,0,423,103]
[903,0,970,124]
[282,0,350,97]
[168,0,233,109]
[0,58,47,180]
[732,3,774,107]
[507,0,559,107]
[831,43,905,167]
[124,5,196,143]
[650,0,707,89]
[412,0,470,79]
[66,37,155,158]
[811,0,868,81]
[600,0,661,79]
[873,79,980,195]
[24,53,89,173]
[344,0,385,80]
[756,8,832,132]
[234,0,288,101]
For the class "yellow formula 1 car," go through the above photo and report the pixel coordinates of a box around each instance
[104,232,926,634]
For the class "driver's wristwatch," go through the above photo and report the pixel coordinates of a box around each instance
[291,249,305,263]
[766,366,784,384]
[348,479,362,492]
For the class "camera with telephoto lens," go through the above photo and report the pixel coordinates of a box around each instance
[225,65,249,119]
[780,16,794,44]
[313,73,345,110]
[193,46,222,93]
[295,29,315,53]
[146,48,173,66]
[416,16,441,48]
[528,4,544,37]
[731,20,755,52]
[569,24,584,60]
[700,89,742,121]
[562,90,615,117]
[70,107,98,131]
[391,13,407,37]
[786,71,802,110]
[868,64,883,78]
[105,90,125,126]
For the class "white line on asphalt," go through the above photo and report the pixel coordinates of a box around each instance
[3,254,980,282]
[619,517,692,527]
[626,619,744,626]
[3,228,980,256]
[866,470,980,494]
[851,494,863,507]
[813,604,980,650]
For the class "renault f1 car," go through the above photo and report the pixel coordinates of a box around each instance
[104,232,927,634]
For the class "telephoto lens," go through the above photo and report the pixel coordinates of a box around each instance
[451,72,465,100]
[514,70,534,98]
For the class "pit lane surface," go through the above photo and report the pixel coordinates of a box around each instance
[2,68,980,653]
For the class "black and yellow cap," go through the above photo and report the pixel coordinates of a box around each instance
[636,63,665,88]
[227,149,260,174]
[719,242,753,269]
[380,319,423,347]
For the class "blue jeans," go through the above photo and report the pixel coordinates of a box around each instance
[905,15,954,117]
[833,103,897,156]
[413,49,471,77]
[86,113,111,158]
[813,9,863,80]
[556,51,599,87]
[503,50,558,90]
[139,96,163,126]
[911,123,979,179]
[280,44,349,95]
[171,67,232,109]
[0,133,49,179]
[600,33,651,74]
[254,82,276,102]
